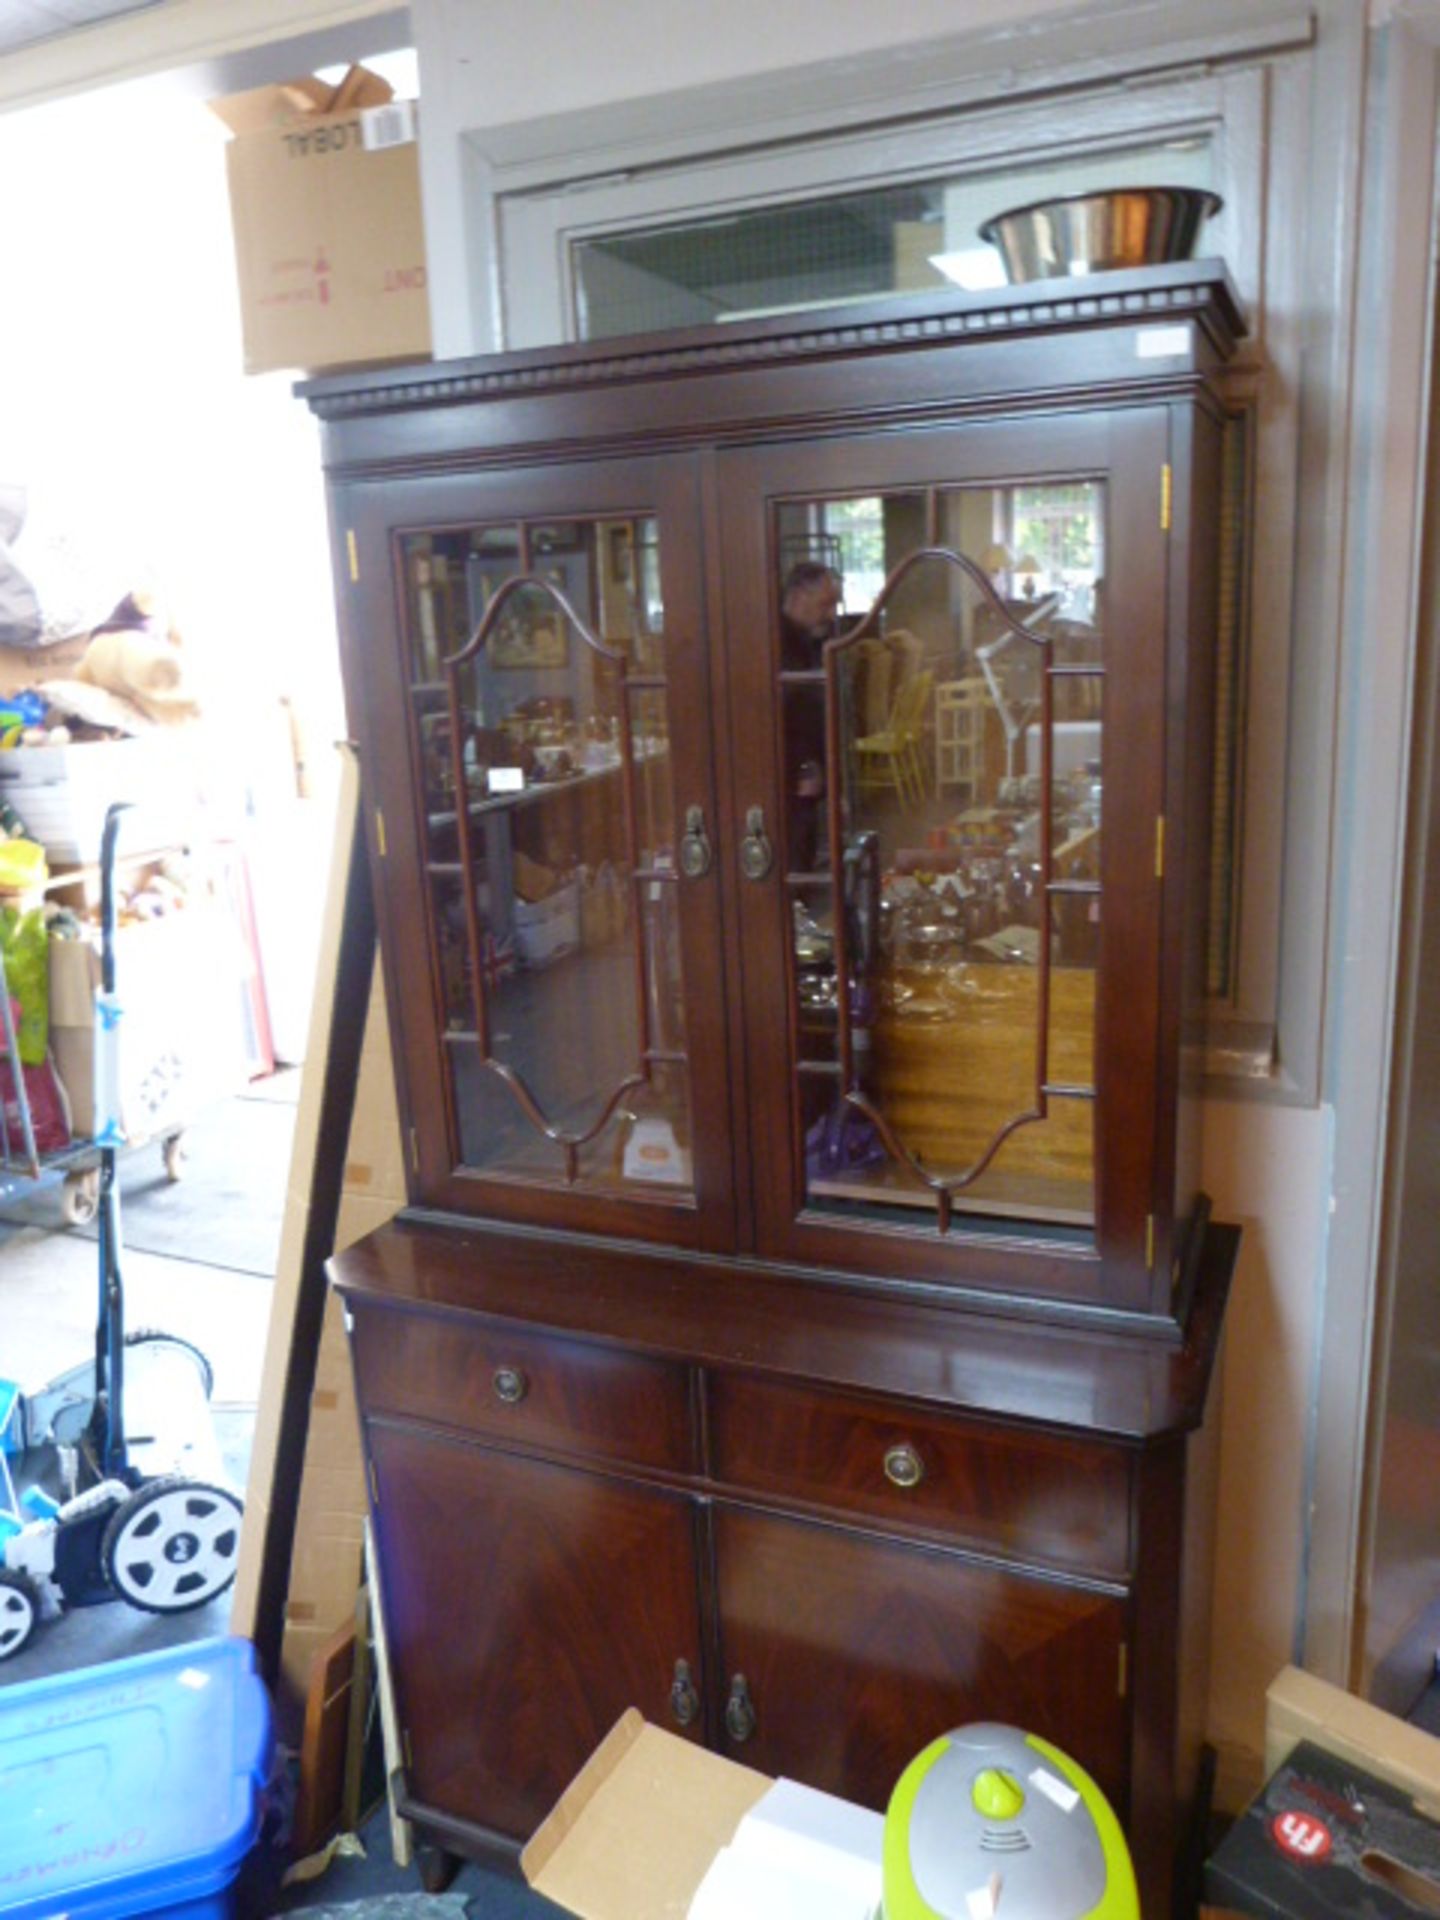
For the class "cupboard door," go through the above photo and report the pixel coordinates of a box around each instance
[710,1505,1129,1817]
[340,453,735,1250]
[369,1421,704,1840]
[716,411,1169,1307]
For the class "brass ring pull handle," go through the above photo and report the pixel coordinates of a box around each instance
[492,1366,528,1406]
[883,1443,925,1489]
[669,1658,700,1728]
[725,1672,757,1743]
[679,805,713,880]
[740,807,773,882]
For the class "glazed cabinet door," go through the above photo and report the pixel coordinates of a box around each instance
[716,409,1171,1309]
[337,453,734,1249]
[709,1504,1130,1815]
[368,1421,705,1841]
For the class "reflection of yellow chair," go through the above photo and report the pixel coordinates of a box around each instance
[855,669,933,804]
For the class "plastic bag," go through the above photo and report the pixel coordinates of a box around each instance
[0,904,48,1064]
[0,484,126,648]
[0,839,47,896]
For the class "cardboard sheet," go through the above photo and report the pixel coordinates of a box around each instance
[522,1711,772,1920]
[1267,1667,1440,1817]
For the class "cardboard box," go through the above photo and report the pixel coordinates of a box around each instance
[1266,1666,1440,1813]
[230,752,406,1731]
[522,1711,886,1920]
[211,64,432,376]
[1205,1739,1440,1918]
[521,1711,773,1920]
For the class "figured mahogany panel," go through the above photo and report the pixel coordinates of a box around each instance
[369,1421,702,1840]
[351,1300,692,1473]
[711,1504,1129,1816]
[707,1374,1130,1577]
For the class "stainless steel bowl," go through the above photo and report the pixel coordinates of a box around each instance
[978,186,1222,284]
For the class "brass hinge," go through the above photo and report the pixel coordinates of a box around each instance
[375,809,388,859]
[1160,463,1173,532]
[408,1127,420,1175]
[367,1457,379,1507]
[403,1728,414,1772]
[1145,1214,1156,1269]
[347,529,359,582]
[1155,814,1166,881]
[1118,1643,1129,1698]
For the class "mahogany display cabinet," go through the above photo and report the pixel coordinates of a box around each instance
[306,259,1244,1916]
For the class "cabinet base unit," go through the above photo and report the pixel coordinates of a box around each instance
[307,262,1248,1919]
[333,1212,1236,1920]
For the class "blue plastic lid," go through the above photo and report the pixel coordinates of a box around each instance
[0,1635,271,1919]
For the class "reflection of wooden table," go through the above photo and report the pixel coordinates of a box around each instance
[863,961,1096,1220]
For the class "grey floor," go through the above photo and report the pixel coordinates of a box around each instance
[0,1072,294,1683]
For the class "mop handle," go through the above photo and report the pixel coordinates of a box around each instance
[92,804,132,1148]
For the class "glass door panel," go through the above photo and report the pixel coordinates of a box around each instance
[396,512,697,1200]
[775,483,1105,1233]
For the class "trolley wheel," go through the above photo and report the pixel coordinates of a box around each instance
[60,1168,100,1227]
[161,1133,187,1182]
[124,1328,216,1400]
[0,1569,40,1660]
[101,1476,244,1614]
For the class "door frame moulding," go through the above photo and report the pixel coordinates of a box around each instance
[1300,11,1440,1696]
[445,0,1356,1120]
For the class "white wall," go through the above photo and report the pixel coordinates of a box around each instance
[1200,1100,1332,1802]
[0,76,342,810]
[404,0,1393,1806]
[7,0,1409,1806]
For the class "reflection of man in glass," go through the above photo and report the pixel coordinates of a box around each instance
[780,562,843,669]
[779,562,842,868]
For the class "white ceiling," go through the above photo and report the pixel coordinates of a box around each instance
[0,0,163,60]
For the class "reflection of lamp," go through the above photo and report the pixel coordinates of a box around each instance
[1015,552,1043,600]
[977,631,1041,787]
[979,541,1013,586]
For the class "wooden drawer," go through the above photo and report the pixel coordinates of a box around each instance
[350,1302,693,1474]
[707,1373,1130,1578]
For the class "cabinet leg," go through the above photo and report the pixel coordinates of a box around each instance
[416,1843,461,1893]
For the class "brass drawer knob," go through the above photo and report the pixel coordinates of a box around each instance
[492,1366,528,1406]
[883,1443,925,1489]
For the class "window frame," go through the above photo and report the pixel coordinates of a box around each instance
[461,4,1354,1105]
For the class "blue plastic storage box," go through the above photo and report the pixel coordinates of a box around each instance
[0,1635,271,1919]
